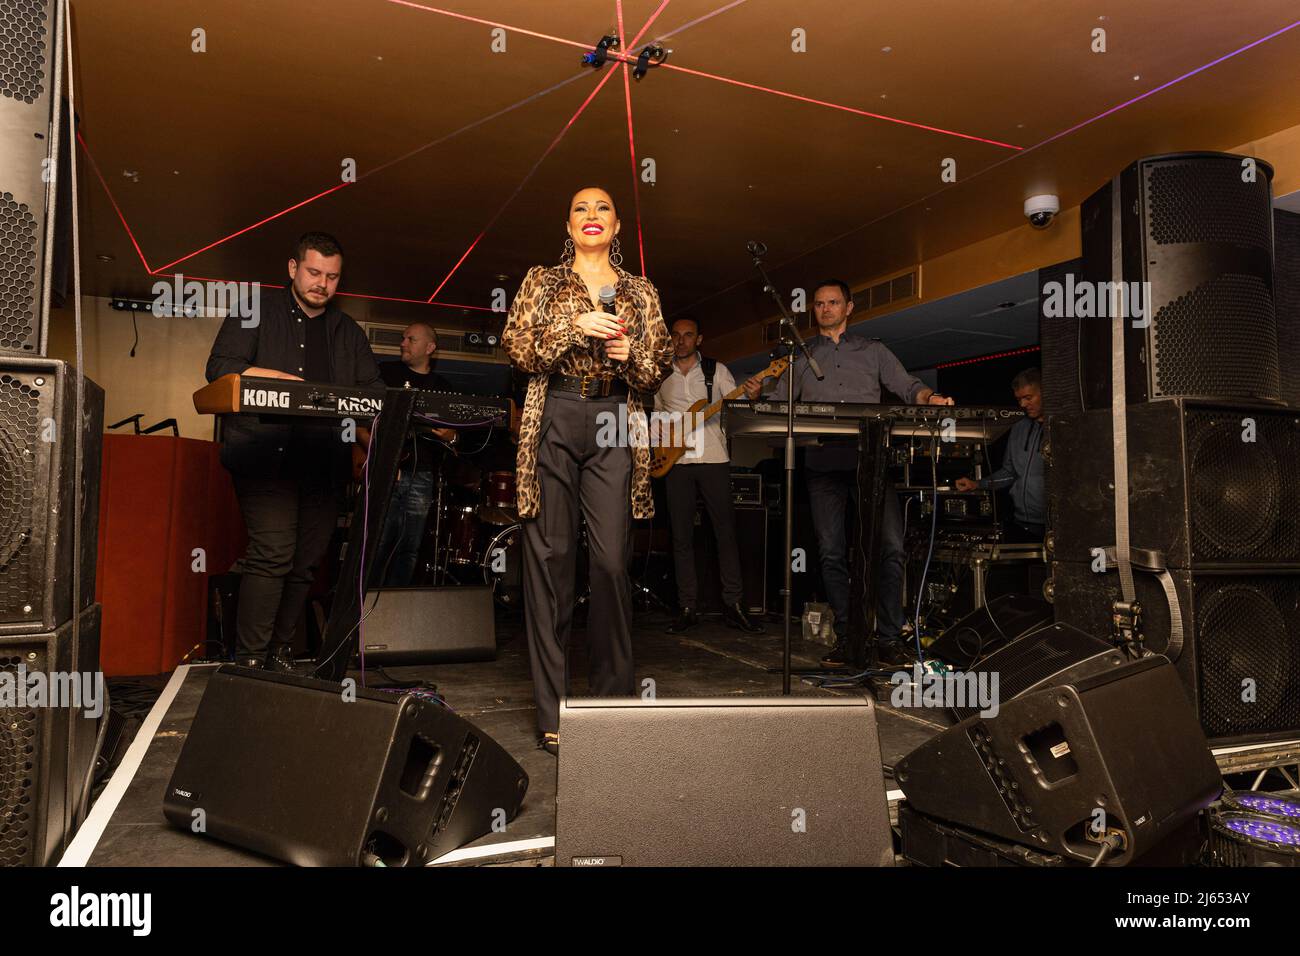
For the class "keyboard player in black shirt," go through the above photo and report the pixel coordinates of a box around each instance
[744,279,953,669]
[205,231,382,670]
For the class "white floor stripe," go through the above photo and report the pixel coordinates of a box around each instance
[428,835,555,865]
[1212,738,1300,757]
[58,665,201,867]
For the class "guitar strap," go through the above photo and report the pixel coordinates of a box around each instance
[701,355,716,403]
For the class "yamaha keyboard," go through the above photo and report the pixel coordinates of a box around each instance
[194,373,513,427]
[723,400,1022,440]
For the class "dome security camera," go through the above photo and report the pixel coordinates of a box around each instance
[1024,194,1060,229]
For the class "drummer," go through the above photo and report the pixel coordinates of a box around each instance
[374,322,458,586]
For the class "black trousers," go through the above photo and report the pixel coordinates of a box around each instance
[665,461,743,608]
[231,475,338,659]
[523,392,634,736]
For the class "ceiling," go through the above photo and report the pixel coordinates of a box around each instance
[70,1,1300,344]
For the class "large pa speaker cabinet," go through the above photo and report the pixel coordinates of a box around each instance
[895,655,1222,865]
[1,602,101,866]
[1075,152,1280,408]
[0,358,104,633]
[1051,561,1300,745]
[357,586,495,665]
[1039,257,1085,419]
[1276,209,1300,408]
[0,0,65,356]
[555,697,894,867]
[1047,400,1300,569]
[164,666,529,866]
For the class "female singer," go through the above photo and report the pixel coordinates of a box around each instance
[502,186,672,755]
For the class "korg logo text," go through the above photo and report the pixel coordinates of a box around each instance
[243,388,290,409]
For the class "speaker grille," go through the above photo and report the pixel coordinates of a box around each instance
[0,650,38,866]
[1186,409,1300,563]
[0,194,39,354]
[1153,273,1280,400]
[0,374,38,616]
[1195,577,1300,741]
[1146,158,1273,251]
[0,0,48,104]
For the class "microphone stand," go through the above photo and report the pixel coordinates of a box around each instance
[749,243,822,694]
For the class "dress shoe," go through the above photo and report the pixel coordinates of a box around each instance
[666,608,698,634]
[820,639,852,668]
[875,642,916,668]
[539,732,559,756]
[722,602,764,633]
[263,648,299,673]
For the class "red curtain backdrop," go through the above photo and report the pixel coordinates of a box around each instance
[95,435,245,676]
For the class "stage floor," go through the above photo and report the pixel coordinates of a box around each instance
[61,612,946,867]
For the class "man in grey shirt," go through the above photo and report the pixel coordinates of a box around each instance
[745,279,953,668]
[956,367,1045,542]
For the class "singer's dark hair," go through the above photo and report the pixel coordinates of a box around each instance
[569,186,619,216]
[1011,367,1041,391]
[812,279,852,303]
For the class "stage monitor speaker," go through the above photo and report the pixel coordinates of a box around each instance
[356,586,495,665]
[163,666,529,867]
[1075,152,1280,408]
[1048,400,1300,569]
[555,697,894,867]
[895,654,1222,866]
[1,602,101,866]
[0,0,65,356]
[1050,561,1300,745]
[928,593,1054,669]
[0,358,104,633]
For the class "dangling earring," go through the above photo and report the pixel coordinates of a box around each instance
[609,236,623,268]
[561,237,575,266]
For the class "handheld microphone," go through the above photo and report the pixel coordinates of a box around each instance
[597,284,618,368]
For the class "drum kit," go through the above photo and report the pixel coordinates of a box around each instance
[414,467,590,609]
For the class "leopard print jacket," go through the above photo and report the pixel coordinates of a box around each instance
[502,263,673,520]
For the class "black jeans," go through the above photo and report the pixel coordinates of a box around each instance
[522,392,635,736]
[805,469,905,644]
[664,462,744,608]
[232,475,339,659]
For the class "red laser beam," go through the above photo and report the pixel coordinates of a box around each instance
[383,0,594,54]
[152,72,588,275]
[76,132,153,274]
[628,0,673,48]
[426,66,623,302]
[152,183,351,275]
[932,345,1039,370]
[620,62,647,275]
[655,62,1023,150]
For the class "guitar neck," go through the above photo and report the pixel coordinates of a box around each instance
[697,382,750,425]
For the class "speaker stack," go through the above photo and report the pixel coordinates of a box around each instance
[0,0,106,865]
[1044,152,1300,745]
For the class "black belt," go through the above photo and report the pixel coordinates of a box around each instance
[548,373,628,399]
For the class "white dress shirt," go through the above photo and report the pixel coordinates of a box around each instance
[654,353,735,465]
